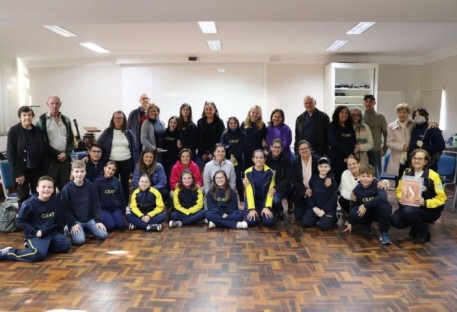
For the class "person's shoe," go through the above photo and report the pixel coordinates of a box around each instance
[362,225,373,235]
[0,247,13,260]
[128,223,136,231]
[408,228,418,237]
[379,232,392,245]
[236,221,248,229]
[208,221,216,229]
[412,231,431,244]
[146,224,162,232]
[168,220,182,228]
[277,209,286,221]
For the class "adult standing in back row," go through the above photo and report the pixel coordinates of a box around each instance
[294,95,330,157]
[196,101,225,170]
[363,94,387,178]
[36,95,75,193]
[127,93,151,151]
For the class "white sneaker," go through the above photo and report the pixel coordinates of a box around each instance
[236,221,248,229]
[168,220,182,228]
[208,221,216,229]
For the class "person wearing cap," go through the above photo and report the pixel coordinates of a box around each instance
[300,156,338,231]
[363,94,388,178]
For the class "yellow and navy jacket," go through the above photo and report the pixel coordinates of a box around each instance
[173,187,204,215]
[396,168,446,210]
[130,187,164,218]
[244,165,275,210]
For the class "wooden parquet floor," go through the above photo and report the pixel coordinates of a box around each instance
[1,191,457,312]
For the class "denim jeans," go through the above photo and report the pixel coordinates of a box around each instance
[71,219,108,245]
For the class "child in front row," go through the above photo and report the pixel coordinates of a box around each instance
[94,161,126,231]
[300,157,338,231]
[349,164,393,245]
[126,174,166,232]
[168,169,206,228]
[243,149,275,227]
[0,176,71,262]
[206,170,247,229]
[61,160,108,245]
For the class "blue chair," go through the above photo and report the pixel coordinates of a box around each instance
[380,153,396,187]
[0,160,18,201]
[437,153,457,211]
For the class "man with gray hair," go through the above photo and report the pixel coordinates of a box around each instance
[127,92,151,151]
[294,95,330,157]
[36,95,74,192]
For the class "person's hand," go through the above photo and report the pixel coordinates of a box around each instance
[416,140,423,148]
[261,208,273,218]
[343,221,352,233]
[141,215,151,223]
[377,180,389,190]
[243,178,250,188]
[324,178,332,188]
[71,224,81,235]
[268,187,276,195]
[354,144,360,154]
[357,204,367,217]
[246,210,258,221]
[96,222,107,233]
[177,140,182,149]
[312,207,325,217]
[15,175,25,185]
[230,155,237,163]
[403,144,409,152]
[57,152,67,162]
[414,197,426,206]
[222,213,228,219]
[81,156,89,163]
[305,188,312,197]
[350,192,356,202]
[36,230,42,237]
[381,149,387,157]
[428,121,438,129]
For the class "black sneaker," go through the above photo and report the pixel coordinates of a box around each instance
[412,232,431,244]
[362,225,373,235]
[408,228,418,237]
[146,224,162,232]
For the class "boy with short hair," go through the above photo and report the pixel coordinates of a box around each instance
[61,160,108,245]
[349,164,393,245]
[0,176,71,262]
[300,156,338,231]
[85,143,106,182]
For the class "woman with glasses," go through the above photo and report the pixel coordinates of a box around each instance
[266,109,293,160]
[290,140,329,218]
[391,148,446,244]
[141,103,166,162]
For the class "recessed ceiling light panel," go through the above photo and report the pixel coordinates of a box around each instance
[325,40,349,52]
[198,21,217,34]
[207,40,222,51]
[346,22,375,35]
[80,42,110,54]
[43,25,77,37]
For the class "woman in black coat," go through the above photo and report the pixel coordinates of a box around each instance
[7,106,47,208]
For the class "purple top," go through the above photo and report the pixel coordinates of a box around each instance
[266,124,292,159]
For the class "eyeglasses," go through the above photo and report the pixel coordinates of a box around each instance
[299,147,310,151]
[412,157,425,161]
[90,150,102,153]
[141,97,150,100]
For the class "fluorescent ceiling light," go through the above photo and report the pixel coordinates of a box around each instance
[80,42,110,54]
[43,25,77,37]
[207,40,222,51]
[325,40,348,52]
[347,22,376,35]
[198,21,217,34]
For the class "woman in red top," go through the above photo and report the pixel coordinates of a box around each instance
[169,148,202,191]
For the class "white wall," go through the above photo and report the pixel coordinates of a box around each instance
[0,59,455,152]
[28,65,122,136]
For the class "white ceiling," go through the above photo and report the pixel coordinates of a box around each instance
[1,0,457,67]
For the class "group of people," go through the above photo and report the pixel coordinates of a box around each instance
[0,92,447,262]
